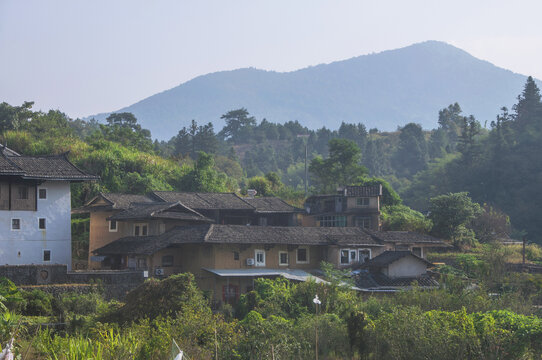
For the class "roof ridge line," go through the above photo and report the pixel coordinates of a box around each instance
[0,151,24,173]
[204,224,214,242]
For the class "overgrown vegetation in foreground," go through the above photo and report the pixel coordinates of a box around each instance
[1,262,542,360]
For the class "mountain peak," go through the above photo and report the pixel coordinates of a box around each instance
[86,42,538,140]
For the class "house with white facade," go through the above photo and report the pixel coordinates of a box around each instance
[0,146,98,269]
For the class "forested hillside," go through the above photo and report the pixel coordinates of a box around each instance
[2,76,542,242]
[87,41,540,140]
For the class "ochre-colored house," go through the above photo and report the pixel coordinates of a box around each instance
[93,224,447,305]
[77,192,302,269]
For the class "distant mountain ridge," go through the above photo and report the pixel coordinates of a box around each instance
[86,41,541,140]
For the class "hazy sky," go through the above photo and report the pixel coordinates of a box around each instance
[1,0,542,119]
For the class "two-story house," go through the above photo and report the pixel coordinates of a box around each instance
[78,192,303,269]
[92,224,448,305]
[0,146,98,269]
[303,185,382,230]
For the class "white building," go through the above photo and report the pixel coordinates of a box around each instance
[0,146,97,269]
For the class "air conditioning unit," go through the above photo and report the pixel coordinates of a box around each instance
[155,268,165,276]
[246,258,255,266]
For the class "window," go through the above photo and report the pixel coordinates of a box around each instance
[350,250,357,262]
[255,250,265,267]
[233,251,239,261]
[279,251,288,266]
[134,223,148,236]
[296,247,309,264]
[43,250,51,262]
[109,220,117,232]
[38,218,46,230]
[356,197,370,207]
[317,215,346,227]
[137,257,147,268]
[38,188,47,200]
[162,255,174,267]
[18,186,28,200]
[11,219,20,230]
[359,249,371,263]
[355,217,372,229]
[412,247,422,258]
[340,250,349,264]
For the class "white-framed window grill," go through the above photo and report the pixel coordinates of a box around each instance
[296,247,309,264]
[278,251,289,266]
[109,220,118,232]
[134,223,148,236]
[255,249,266,267]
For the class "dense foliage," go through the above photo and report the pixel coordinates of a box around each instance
[1,261,542,359]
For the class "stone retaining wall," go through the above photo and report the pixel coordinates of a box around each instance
[0,265,145,300]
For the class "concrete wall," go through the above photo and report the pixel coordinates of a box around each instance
[0,181,72,269]
[385,256,427,278]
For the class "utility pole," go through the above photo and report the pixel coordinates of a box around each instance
[297,134,310,196]
[305,140,308,196]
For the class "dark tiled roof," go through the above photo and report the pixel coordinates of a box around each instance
[369,231,447,244]
[343,185,382,197]
[0,148,98,181]
[356,271,439,289]
[95,224,383,255]
[364,251,433,268]
[152,191,253,210]
[101,193,155,209]
[242,197,301,213]
[108,202,213,222]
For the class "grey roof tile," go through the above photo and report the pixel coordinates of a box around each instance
[0,148,98,181]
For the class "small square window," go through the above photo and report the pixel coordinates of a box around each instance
[279,251,288,266]
[39,218,46,230]
[38,188,47,199]
[43,250,51,262]
[11,219,20,230]
[109,220,117,232]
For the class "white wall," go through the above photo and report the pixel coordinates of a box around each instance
[385,256,427,278]
[0,181,72,269]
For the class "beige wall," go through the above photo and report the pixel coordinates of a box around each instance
[385,256,427,278]
[88,211,128,268]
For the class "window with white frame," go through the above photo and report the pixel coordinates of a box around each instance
[359,249,371,263]
[11,218,20,230]
[279,251,288,266]
[340,249,349,264]
[349,250,357,263]
[109,220,117,232]
[255,249,265,267]
[43,250,51,262]
[134,223,148,236]
[38,218,46,230]
[296,247,309,264]
[38,188,47,200]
